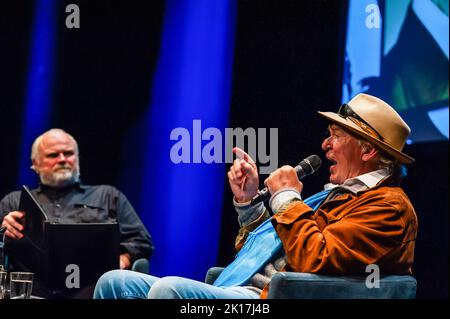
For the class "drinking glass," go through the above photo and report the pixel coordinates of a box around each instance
[0,270,7,299]
[9,272,33,299]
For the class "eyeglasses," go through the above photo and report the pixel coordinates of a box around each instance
[338,103,383,141]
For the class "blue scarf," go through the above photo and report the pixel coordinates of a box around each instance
[213,189,331,287]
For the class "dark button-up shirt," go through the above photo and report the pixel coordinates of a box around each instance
[0,183,154,262]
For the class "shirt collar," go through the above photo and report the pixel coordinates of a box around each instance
[36,181,86,193]
[324,167,391,192]
[351,167,390,188]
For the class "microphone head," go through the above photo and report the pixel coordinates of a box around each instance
[297,154,322,178]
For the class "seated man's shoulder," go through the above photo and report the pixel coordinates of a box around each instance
[358,186,414,212]
[366,186,416,216]
[0,190,22,213]
[0,189,22,202]
[367,185,410,200]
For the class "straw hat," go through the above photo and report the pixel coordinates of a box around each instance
[318,93,414,164]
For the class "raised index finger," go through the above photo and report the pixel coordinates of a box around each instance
[233,147,256,165]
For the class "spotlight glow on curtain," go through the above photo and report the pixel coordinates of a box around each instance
[139,0,237,280]
[18,0,56,186]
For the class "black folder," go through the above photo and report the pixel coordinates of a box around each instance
[6,185,120,292]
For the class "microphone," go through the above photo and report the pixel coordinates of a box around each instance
[250,154,322,206]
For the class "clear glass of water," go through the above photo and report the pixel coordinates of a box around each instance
[9,272,33,299]
[0,270,7,299]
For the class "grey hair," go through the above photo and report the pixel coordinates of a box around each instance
[358,139,394,170]
[358,139,406,185]
[30,128,79,165]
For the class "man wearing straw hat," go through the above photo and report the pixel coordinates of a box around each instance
[94,93,417,299]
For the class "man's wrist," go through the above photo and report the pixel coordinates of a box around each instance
[233,197,266,226]
[269,188,302,213]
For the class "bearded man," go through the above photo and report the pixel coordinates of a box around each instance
[0,128,153,298]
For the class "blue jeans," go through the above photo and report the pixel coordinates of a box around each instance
[93,270,260,299]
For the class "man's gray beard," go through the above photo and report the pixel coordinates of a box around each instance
[40,169,80,188]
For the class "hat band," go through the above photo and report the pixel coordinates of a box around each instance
[338,103,384,141]
[347,116,384,141]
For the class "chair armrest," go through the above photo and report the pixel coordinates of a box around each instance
[268,272,417,299]
[205,267,225,285]
[131,258,150,274]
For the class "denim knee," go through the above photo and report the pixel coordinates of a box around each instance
[94,270,126,299]
[94,269,152,299]
[148,276,188,299]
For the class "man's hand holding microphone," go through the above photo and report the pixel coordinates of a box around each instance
[227,147,304,205]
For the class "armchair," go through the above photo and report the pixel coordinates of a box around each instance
[131,258,150,274]
[205,267,417,299]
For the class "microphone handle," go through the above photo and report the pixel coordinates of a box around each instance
[250,188,270,206]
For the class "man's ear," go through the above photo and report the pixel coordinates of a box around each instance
[30,160,38,172]
[361,144,379,162]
